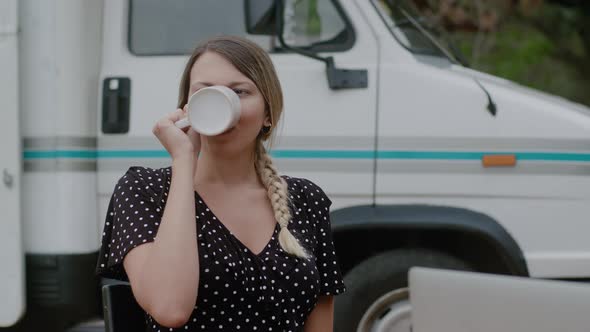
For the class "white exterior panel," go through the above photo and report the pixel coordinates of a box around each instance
[0,0,25,326]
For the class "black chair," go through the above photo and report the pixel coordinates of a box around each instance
[102,282,146,332]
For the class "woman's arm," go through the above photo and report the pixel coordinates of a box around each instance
[123,156,199,328]
[304,295,335,332]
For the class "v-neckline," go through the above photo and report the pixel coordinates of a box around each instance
[194,190,279,257]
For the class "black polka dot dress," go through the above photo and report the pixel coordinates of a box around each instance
[96,166,346,331]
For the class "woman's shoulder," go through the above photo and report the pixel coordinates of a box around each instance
[281,175,332,207]
[120,165,172,182]
[113,165,172,202]
[116,165,173,187]
[97,166,171,280]
[282,175,322,191]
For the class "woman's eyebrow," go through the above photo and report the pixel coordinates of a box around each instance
[227,81,253,87]
[189,82,211,89]
[190,81,253,89]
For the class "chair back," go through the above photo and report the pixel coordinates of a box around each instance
[102,283,146,332]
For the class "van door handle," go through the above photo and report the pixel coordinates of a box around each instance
[102,77,131,134]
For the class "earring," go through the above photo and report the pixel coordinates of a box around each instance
[261,125,271,134]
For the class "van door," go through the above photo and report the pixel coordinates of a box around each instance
[98,0,378,218]
[269,0,378,207]
[0,0,25,326]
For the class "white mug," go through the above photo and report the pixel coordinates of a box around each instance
[175,85,241,136]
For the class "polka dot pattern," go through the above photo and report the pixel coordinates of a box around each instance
[96,166,346,331]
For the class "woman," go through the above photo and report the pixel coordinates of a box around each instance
[96,36,346,331]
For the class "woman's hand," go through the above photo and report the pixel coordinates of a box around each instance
[152,107,201,160]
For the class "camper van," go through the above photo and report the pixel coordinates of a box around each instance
[2,0,590,331]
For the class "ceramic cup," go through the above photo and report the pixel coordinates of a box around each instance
[174,85,241,136]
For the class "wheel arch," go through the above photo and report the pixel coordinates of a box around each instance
[330,204,529,277]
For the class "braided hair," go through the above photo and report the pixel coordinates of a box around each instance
[255,141,308,259]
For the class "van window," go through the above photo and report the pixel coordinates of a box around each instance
[372,0,449,58]
[281,0,354,52]
[128,0,270,55]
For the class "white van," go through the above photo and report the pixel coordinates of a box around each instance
[2,0,589,331]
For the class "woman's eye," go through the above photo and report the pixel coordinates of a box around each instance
[233,88,246,96]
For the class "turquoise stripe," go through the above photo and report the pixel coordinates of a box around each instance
[22,149,590,162]
[272,150,374,159]
[377,151,482,160]
[24,150,97,159]
[97,150,170,158]
[516,152,590,162]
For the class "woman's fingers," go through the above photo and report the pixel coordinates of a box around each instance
[168,108,185,123]
[177,105,191,132]
[153,109,185,135]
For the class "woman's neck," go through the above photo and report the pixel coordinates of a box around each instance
[193,146,260,188]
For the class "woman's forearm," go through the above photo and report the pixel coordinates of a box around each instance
[304,296,335,332]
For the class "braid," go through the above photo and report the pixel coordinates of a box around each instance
[255,142,309,259]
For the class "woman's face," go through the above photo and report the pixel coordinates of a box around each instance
[188,51,269,155]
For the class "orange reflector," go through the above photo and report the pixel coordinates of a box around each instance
[482,154,517,167]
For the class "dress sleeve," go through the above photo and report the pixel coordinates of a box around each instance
[299,178,346,296]
[95,166,168,280]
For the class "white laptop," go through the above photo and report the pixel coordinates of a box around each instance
[409,267,590,332]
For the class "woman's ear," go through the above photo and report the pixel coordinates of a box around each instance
[264,116,272,127]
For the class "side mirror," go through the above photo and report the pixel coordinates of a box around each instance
[244,0,368,90]
[245,0,276,35]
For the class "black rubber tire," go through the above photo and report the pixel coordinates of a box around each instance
[334,248,472,332]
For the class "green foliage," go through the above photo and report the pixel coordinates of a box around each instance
[446,3,590,107]
[479,23,554,76]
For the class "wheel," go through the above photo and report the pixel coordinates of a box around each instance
[334,248,472,332]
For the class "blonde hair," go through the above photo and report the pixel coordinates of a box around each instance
[177,36,308,259]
